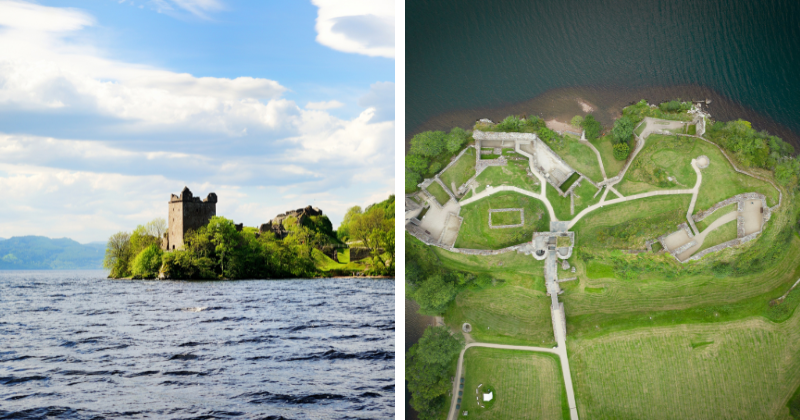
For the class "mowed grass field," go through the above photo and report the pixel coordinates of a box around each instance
[441,147,476,192]
[551,135,604,183]
[455,192,550,250]
[590,135,625,178]
[617,134,698,196]
[570,312,800,420]
[426,181,452,206]
[547,182,602,222]
[462,348,566,420]
[696,218,737,253]
[434,249,556,346]
[475,161,540,193]
[696,203,737,231]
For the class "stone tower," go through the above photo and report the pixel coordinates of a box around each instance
[163,187,217,251]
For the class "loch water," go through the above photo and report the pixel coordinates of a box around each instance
[0,271,394,419]
[407,0,800,147]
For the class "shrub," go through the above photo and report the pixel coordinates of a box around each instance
[428,161,442,174]
[613,142,630,160]
[130,244,163,279]
[496,115,523,132]
[582,115,602,140]
[524,115,546,131]
[570,115,584,127]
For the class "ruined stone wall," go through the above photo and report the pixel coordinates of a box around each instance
[167,189,217,251]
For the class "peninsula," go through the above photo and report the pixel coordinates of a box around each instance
[406,100,800,420]
[105,188,395,280]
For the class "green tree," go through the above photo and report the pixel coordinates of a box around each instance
[410,131,447,157]
[775,159,800,186]
[581,115,602,140]
[206,216,241,278]
[496,115,523,132]
[406,169,422,192]
[611,115,634,144]
[406,154,429,174]
[130,244,163,278]
[104,231,131,278]
[570,115,583,127]
[406,326,464,420]
[445,127,469,153]
[413,274,457,314]
[613,142,630,160]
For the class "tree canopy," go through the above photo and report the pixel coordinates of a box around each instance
[406,326,464,420]
[581,115,602,140]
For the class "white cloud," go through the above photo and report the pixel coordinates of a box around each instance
[0,1,395,242]
[305,99,345,110]
[311,0,394,58]
[149,0,225,19]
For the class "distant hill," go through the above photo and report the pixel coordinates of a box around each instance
[0,236,105,270]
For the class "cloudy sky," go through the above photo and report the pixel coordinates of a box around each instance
[0,0,395,243]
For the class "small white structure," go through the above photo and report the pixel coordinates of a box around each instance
[483,392,493,402]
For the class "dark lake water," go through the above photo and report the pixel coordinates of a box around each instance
[0,271,394,419]
[407,0,800,147]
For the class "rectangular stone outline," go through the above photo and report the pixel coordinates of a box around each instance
[488,208,524,229]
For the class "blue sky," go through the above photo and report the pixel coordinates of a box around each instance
[0,0,395,243]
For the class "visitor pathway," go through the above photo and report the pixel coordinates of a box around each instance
[446,342,578,420]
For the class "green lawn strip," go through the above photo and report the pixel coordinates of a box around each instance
[565,215,800,340]
[431,248,557,346]
[426,181,452,206]
[546,183,572,221]
[634,121,647,136]
[617,134,697,196]
[550,136,604,183]
[568,309,800,420]
[337,248,350,263]
[696,219,738,253]
[474,161,539,192]
[461,189,474,201]
[559,172,580,191]
[455,191,550,250]
[571,193,691,249]
[572,181,602,215]
[693,139,779,209]
[440,147,476,191]
[490,210,521,226]
[461,348,566,420]
[688,124,697,135]
[311,248,364,271]
[695,203,737,231]
[589,135,625,178]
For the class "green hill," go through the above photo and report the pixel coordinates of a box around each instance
[0,236,105,270]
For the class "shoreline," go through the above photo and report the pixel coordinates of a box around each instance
[405,84,800,152]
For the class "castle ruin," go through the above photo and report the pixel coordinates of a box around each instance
[259,205,323,238]
[162,187,217,251]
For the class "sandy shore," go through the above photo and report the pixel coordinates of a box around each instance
[546,119,581,134]
[577,98,595,112]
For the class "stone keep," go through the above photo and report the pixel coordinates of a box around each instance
[163,187,217,251]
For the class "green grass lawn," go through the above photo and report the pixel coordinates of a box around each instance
[440,147,476,191]
[337,248,350,263]
[635,121,647,136]
[311,248,364,271]
[461,348,567,420]
[426,181,452,206]
[547,182,601,221]
[455,191,550,250]
[617,134,697,195]
[572,194,691,249]
[696,203,737,231]
[475,161,539,193]
[559,172,580,191]
[570,309,800,420]
[696,219,738,253]
[693,139,779,210]
[490,210,522,226]
[551,135,604,183]
[590,135,625,178]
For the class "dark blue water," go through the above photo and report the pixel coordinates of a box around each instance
[0,271,394,419]
[407,0,800,146]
